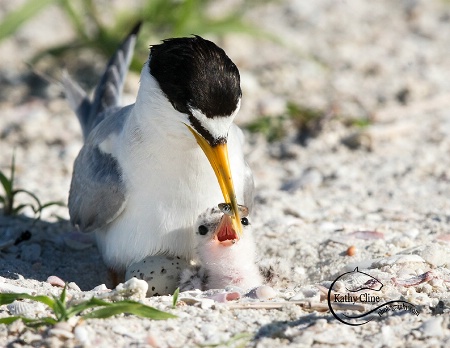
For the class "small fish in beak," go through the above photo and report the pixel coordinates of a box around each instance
[218,203,249,218]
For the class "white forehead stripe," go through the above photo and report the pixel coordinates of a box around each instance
[189,99,241,139]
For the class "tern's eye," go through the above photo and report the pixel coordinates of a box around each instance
[241,217,249,226]
[198,225,208,235]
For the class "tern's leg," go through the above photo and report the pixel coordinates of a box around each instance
[108,268,125,288]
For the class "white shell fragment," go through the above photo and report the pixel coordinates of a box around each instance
[0,282,35,295]
[372,254,426,267]
[126,255,189,297]
[255,285,277,300]
[113,278,148,301]
[392,271,434,287]
[419,243,450,267]
[7,301,45,317]
[419,317,444,338]
[91,284,109,292]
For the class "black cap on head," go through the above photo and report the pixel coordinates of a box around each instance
[149,36,241,119]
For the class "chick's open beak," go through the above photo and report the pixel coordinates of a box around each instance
[187,126,243,237]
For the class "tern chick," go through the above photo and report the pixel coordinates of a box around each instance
[179,207,263,291]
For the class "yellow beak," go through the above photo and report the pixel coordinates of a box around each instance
[187,126,243,237]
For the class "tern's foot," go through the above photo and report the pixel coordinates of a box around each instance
[125,255,190,297]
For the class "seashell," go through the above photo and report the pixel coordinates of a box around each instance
[392,271,434,287]
[255,285,277,300]
[47,275,66,287]
[207,291,241,303]
[179,297,215,309]
[7,301,36,316]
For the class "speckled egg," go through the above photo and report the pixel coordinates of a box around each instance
[125,255,190,297]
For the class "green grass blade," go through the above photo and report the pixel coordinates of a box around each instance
[0,316,22,325]
[12,203,35,215]
[0,293,56,308]
[82,300,176,320]
[52,286,68,321]
[65,300,106,318]
[172,287,180,308]
[13,189,42,208]
[0,0,61,43]
[0,316,58,327]
[0,171,12,196]
[25,317,59,327]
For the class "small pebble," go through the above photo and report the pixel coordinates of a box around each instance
[68,282,81,291]
[74,325,90,345]
[255,285,277,300]
[48,328,75,340]
[47,275,66,287]
[420,243,450,267]
[207,291,241,302]
[346,245,357,256]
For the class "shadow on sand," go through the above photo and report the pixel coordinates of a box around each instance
[0,213,108,290]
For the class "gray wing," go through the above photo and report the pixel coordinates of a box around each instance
[68,107,131,232]
[66,23,140,232]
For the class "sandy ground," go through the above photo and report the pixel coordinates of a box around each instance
[1,0,450,347]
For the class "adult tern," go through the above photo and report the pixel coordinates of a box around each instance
[63,24,254,286]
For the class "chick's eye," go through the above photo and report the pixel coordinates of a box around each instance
[241,217,249,226]
[198,225,208,235]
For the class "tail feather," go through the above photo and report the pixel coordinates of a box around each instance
[63,22,142,140]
